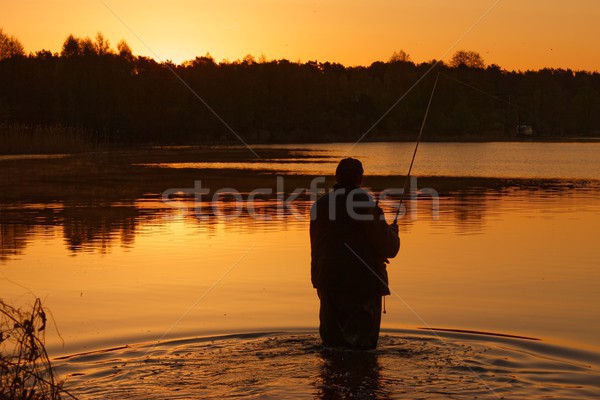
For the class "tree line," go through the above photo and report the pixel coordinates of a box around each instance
[1,29,599,147]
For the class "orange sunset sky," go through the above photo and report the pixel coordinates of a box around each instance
[2,0,599,71]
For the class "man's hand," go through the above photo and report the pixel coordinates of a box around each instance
[370,204,385,221]
[389,222,399,235]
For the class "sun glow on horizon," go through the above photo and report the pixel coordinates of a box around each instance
[2,0,600,71]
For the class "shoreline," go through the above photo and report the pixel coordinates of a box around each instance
[2,137,600,158]
[1,144,598,203]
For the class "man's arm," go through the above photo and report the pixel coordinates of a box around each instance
[309,203,321,288]
[367,205,400,259]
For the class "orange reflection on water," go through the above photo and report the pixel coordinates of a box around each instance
[1,186,599,356]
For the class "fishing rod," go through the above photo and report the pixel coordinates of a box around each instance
[392,73,440,225]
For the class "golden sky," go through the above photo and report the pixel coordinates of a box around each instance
[2,0,599,71]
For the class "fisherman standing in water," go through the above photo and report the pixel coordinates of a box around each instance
[310,158,400,350]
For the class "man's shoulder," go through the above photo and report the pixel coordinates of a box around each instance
[314,187,373,200]
[312,187,375,209]
[313,192,330,207]
[348,187,373,202]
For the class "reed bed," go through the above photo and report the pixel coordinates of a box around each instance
[0,124,103,155]
[0,298,76,400]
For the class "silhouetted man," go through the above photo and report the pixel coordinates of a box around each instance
[310,158,400,350]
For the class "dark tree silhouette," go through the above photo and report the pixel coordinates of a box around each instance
[61,34,81,57]
[94,32,112,56]
[389,50,411,63]
[450,50,485,69]
[0,28,25,60]
[117,39,133,60]
[1,31,599,153]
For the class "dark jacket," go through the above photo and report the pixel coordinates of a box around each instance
[310,184,400,297]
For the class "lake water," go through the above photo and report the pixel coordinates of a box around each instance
[143,142,600,180]
[1,142,599,398]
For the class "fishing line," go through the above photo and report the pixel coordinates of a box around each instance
[393,73,440,225]
[391,70,546,224]
[440,70,558,138]
[438,71,537,117]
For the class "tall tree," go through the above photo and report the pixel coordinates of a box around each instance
[389,50,411,63]
[94,32,111,56]
[117,39,133,60]
[61,34,80,57]
[0,28,25,60]
[450,50,485,68]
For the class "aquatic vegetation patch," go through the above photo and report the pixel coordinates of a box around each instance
[0,298,76,400]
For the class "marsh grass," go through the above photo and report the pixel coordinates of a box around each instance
[0,124,103,155]
[0,298,76,400]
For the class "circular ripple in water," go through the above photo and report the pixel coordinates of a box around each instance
[55,332,600,399]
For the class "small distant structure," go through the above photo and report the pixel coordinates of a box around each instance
[516,125,534,136]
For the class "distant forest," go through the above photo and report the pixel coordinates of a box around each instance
[1,30,600,148]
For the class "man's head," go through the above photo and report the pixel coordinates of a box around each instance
[335,158,364,187]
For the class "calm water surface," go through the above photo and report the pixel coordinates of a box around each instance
[1,142,599,398]
[146,142,600,180]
